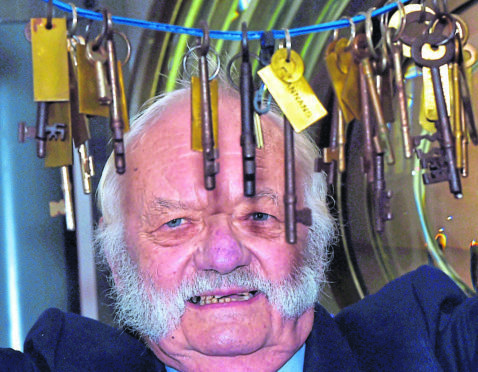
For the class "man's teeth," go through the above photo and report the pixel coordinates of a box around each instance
[189,291,258,306]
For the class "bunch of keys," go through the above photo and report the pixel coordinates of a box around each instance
[84,9,131,174]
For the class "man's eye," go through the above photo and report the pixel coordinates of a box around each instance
[251,212,270,221]
[165,218,184,228]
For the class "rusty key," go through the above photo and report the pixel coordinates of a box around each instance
[240,22,256,196]
[353,34,395,165]
[284,117,312,244]
[198,21,219,190]
[411,32,462,198]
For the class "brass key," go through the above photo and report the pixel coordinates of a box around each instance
[359,52,375,185]
[390,36,413,158]
[352,34,395,165]
[86,42,111,106]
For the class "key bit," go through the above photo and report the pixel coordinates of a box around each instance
[79,143,95,194]
[45,123,67,141]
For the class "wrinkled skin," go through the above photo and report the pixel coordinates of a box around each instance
[120,92,313,371]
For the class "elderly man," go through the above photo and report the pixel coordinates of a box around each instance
[1,86,477,371]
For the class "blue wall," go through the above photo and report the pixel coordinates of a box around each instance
[0,22,68,350]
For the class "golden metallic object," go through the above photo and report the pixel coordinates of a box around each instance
[31,18,69,102]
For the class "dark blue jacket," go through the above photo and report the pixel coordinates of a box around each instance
[1,266,476,371]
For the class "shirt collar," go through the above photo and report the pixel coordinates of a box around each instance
[164,344,306,372]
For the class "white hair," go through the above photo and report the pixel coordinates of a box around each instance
[95,87,336,339]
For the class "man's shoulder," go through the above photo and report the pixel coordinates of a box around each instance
[335,265,478,371]
[1,308,164,372]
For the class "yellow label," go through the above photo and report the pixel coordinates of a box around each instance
[45,102,73,167]
[76,43,110,117]
[117,61,130,132]
[191,77,218,151]
[258,65,327,132]
[325,38,359,124]
[31,18,69,101]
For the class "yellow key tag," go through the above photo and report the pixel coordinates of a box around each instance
[45,102,73,167]
[117,60,130,132]
[191,77,218,151]
[31,18,69,102]
[258,49,327,132]
[76,43,110,117]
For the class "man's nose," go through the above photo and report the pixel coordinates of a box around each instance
[194,216,251,274]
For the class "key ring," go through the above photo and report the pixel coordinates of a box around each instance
[183,45,221,81]
[383,0,406,43]
[67,3,78,37]
[282,28,292,62]
[359,9,379,60]
[333,16,356,46]
[254,84,272,115]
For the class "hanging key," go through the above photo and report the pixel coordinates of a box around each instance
[69,38,95,193]
[450,36,465,171]
[284,117,312,244]
[86,41,112,106]
[240,23,256,197]
[389,34,413,158]
[352,34,395,165]
[77,40,109,117]
[100,10,126,174]
[358,45,376,185]
[198,21,219,190]
[456,38,478,146]
[411,31,462,198]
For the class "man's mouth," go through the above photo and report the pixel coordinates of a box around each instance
[188,290,259,306]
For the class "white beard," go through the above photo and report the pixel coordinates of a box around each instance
[95,208,333,343]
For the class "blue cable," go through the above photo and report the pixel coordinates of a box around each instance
[42,0,411,40]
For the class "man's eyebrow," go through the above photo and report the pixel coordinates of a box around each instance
[250,189,279,205]
[148,198,191,213]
